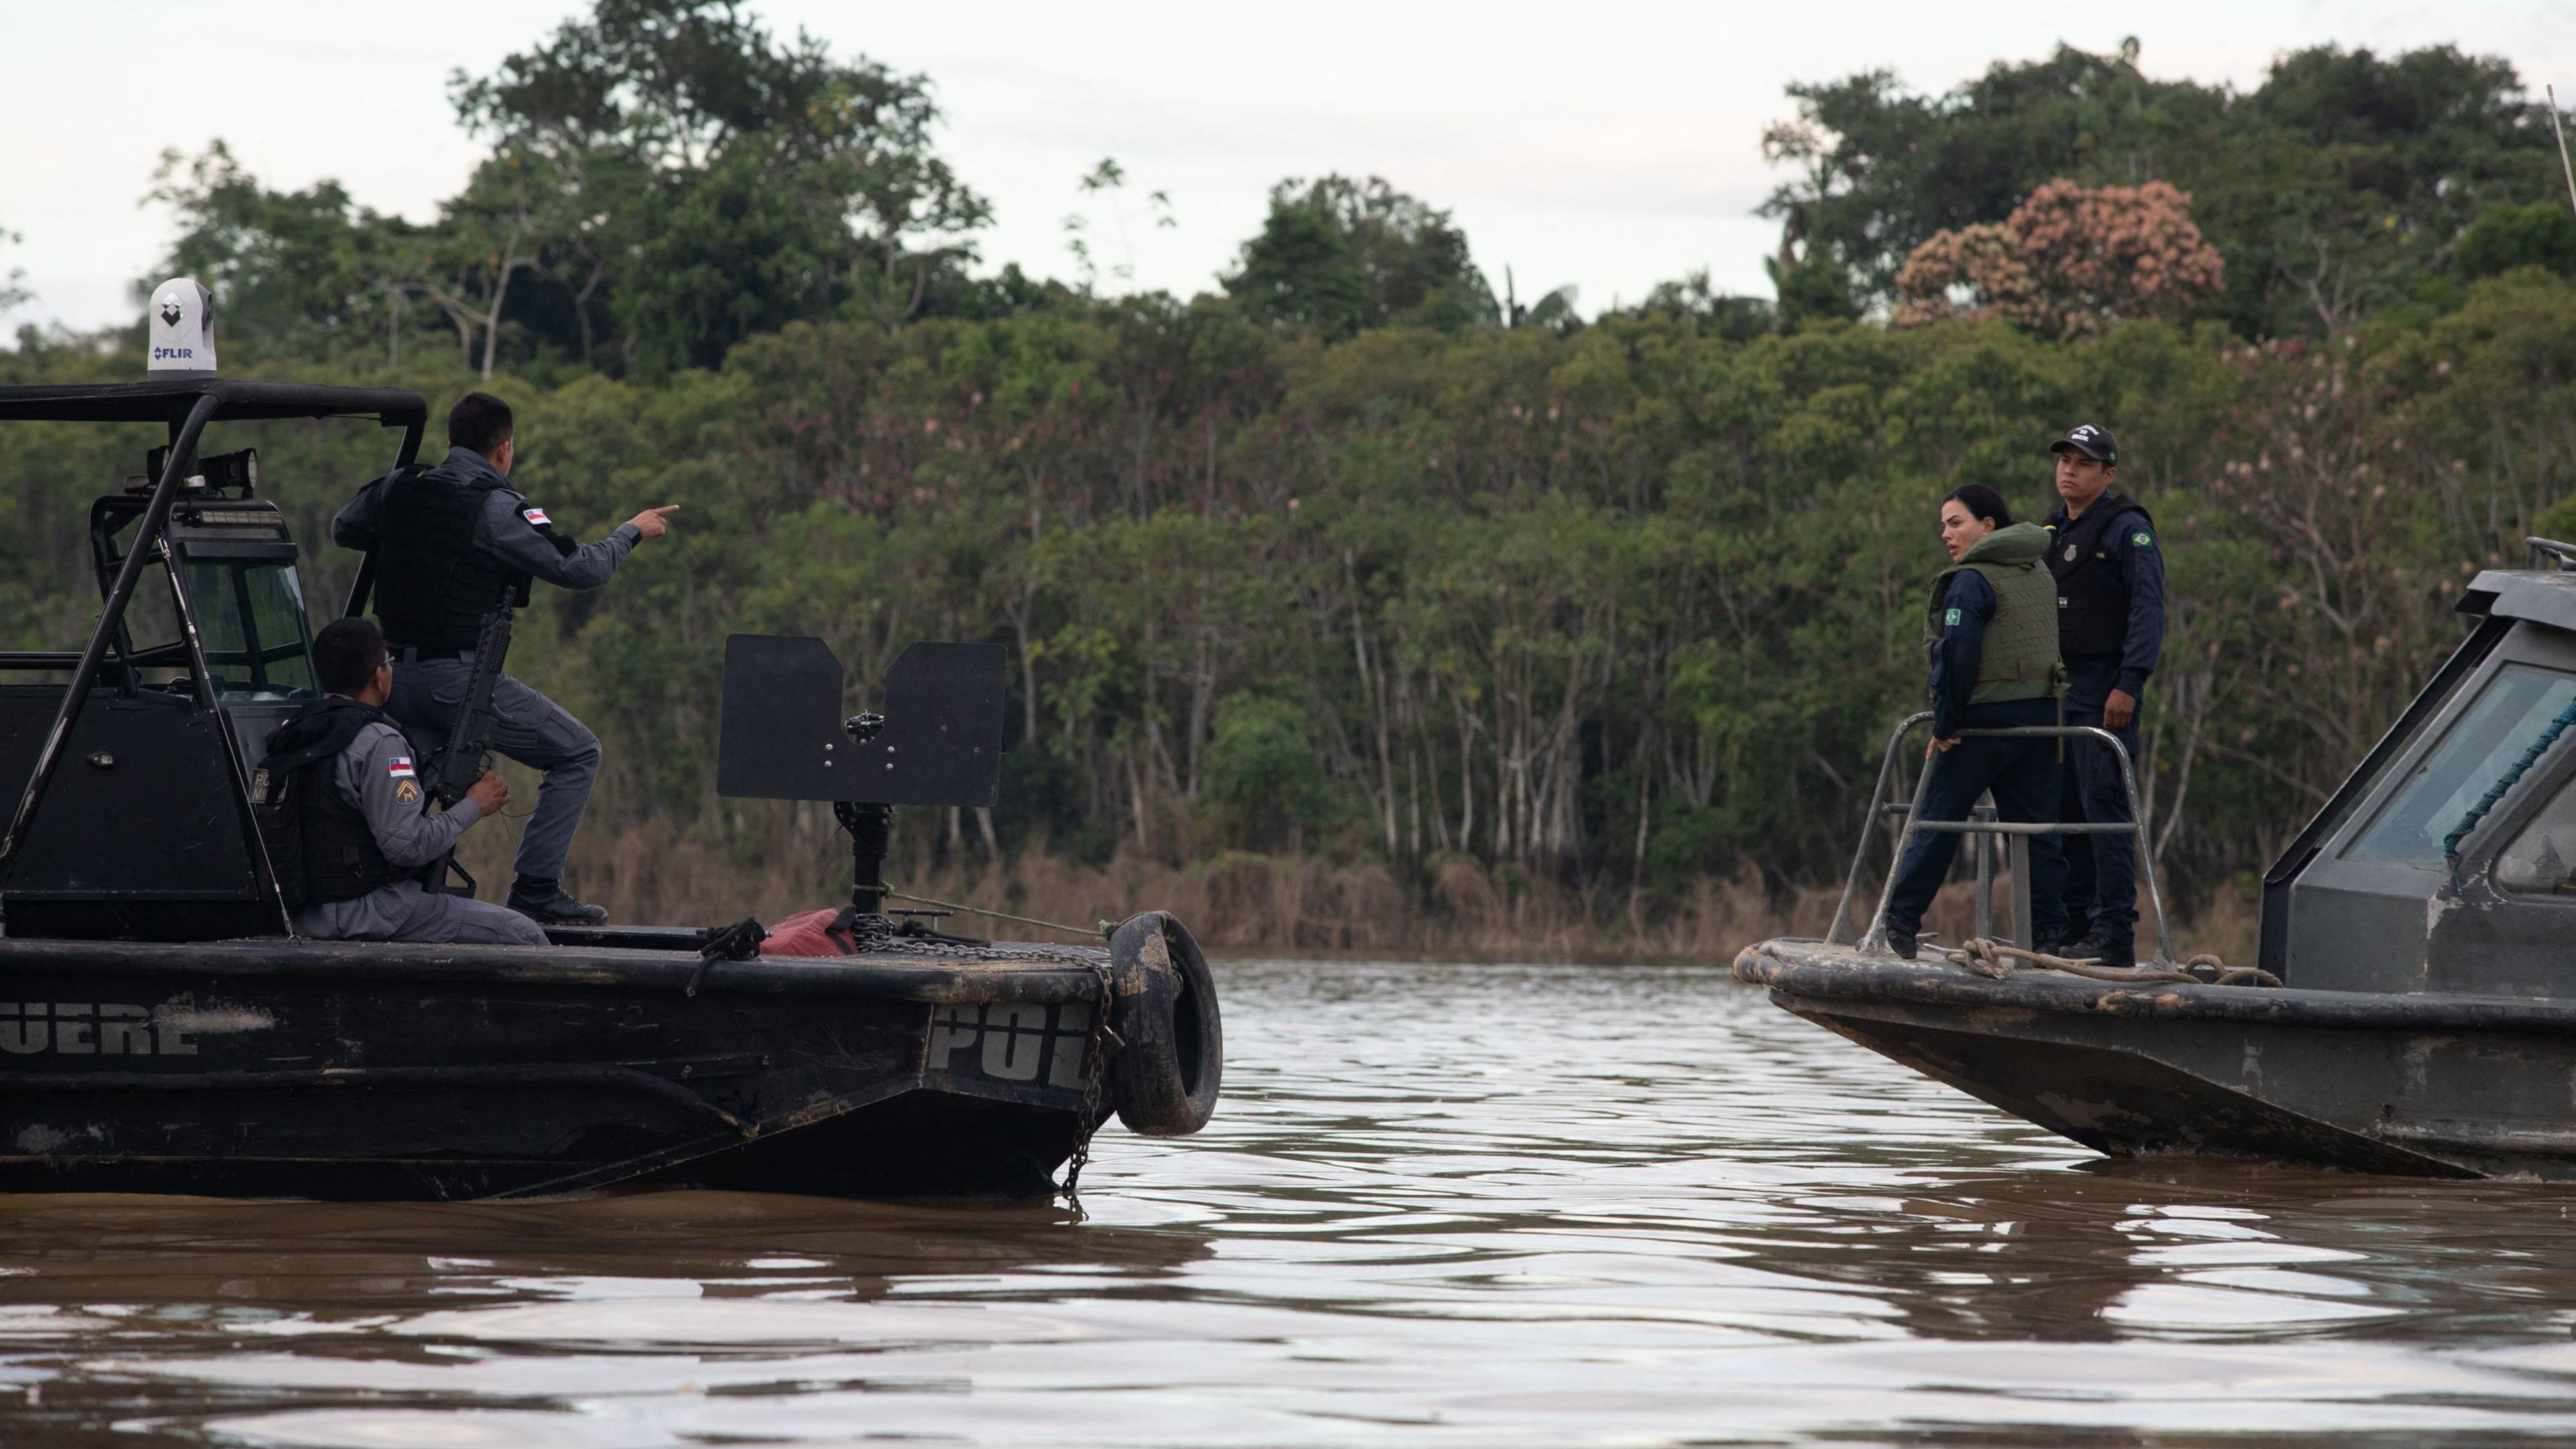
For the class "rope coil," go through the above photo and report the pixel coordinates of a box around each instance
[1933,936,2281,988]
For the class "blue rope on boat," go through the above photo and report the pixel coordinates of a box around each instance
[2444,698,2576,889]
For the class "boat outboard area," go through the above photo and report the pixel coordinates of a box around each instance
[0,286,1221,1203]
[1738,539,2576,1181]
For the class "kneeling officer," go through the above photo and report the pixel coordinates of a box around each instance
[260,619,547,946]
[1881,486,2071,959]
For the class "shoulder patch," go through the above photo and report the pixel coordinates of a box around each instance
[1943,607,1962,627]
[2131,529,2154,548]
[522,507,551,528]
[387,755,415,780]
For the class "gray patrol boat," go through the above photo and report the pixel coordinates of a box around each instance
[1737,541,2576,1179]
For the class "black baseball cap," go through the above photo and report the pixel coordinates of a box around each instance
[2049,423,2118,464]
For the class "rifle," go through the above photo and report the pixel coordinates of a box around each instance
[421,578,527,893]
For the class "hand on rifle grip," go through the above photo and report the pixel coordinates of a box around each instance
[466,771,509,814]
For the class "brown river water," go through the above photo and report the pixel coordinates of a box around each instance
[9,958,2576,1446]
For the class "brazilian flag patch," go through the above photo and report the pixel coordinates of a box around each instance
[2131,529,2155,548]
[1944,607,1962,627]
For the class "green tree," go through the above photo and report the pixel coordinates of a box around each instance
[452,0,990,364]
[1760,41,2570,337]
[1225,175,1497,337]
[2456,199,2576,278]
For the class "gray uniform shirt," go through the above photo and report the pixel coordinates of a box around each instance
[290,718,484,940]
[331,446,641,592]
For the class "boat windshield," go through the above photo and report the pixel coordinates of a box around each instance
[182,560,318,700]
[2349,663,2576,867]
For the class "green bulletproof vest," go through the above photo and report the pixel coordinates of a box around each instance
[1924,521,2063,705]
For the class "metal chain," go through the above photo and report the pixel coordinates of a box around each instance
[1059,959,1118,1215]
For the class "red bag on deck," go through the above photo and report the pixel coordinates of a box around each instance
[759,907,865,957]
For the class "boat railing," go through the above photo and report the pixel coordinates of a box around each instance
[2526,537,2576,572]
[1823,711,2176,965]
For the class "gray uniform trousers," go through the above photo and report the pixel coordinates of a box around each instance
[385,656,601,885]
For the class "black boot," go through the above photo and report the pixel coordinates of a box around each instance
[2033,922,2084,956]
[2068,930,2135,970]
[1883,927,1920,961]
[508,877,609,925]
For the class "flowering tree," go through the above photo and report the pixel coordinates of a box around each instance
[1894,178,2224,338]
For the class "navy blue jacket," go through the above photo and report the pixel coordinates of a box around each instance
[1927,570,1996,741]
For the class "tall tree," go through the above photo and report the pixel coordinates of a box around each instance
[452,0,989,366]
[1225,175,1497,337]
[1761,41,2568,336]
[1893,178,2224,337]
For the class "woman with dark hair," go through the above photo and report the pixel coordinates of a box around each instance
[1877,486,2071,959]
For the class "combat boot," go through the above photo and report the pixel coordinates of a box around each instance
[508,877,610,925]
[2066,930,2135,970]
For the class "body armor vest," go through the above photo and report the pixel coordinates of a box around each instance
[256,700,401,908]
[375,466,523,653]
[1926,522,2062,705]
[2046,494,2152,660]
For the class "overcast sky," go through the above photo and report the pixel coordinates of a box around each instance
[4,0,2574,339]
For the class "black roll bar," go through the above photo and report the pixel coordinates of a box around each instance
[0,391,223,877]
[0,380,429,934]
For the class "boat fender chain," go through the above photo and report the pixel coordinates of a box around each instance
[1937,936,2281,988]
[1059,959,1122,1215]
[2443,697,2576,890]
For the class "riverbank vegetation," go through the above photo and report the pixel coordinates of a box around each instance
[5,4,2575,960]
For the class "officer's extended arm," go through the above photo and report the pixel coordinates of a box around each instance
[2113,517,2167,701]
[482,490,641,591]
[1929,571,1996,741]
[347,727,482,871]
[331,476,388,551]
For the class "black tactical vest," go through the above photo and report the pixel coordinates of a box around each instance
[374,466,523,653]
[2046,494,2153,660]
[256,699,401,908]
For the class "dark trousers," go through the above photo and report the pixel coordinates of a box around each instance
[2057,702,2143,942]
[1884,699,2070,941]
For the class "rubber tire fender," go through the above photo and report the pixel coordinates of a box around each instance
[1105,911,1222,1136]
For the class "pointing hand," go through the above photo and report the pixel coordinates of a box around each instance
[628,504,681,541]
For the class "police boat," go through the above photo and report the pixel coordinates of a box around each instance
[1739,541,2576,1179]
[0,280,1220,1201]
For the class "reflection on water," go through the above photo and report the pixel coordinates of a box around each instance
[8,959,2576,1445]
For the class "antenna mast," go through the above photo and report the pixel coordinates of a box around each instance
[2551,85,2576,223]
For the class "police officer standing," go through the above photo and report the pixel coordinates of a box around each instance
[1880,485,2070,959]
[260,619,547,945]
[2041,424,2165,968]
[333,392,678,924]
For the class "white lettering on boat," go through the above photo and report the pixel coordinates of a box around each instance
[927,1000,1094,1089]
[0,1001,256,1056]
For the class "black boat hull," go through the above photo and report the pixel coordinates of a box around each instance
[1735,938,2576,1180]
[0,934,1125,1201]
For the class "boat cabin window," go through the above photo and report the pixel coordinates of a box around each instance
[182,559,317,700]
[2497,763,2576,894]
[2347,663,2576,867]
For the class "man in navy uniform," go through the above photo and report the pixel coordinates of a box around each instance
[2041,423,2165,968]
[333,392,678,924]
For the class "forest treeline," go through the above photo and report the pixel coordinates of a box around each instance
[5,3,2576,947]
